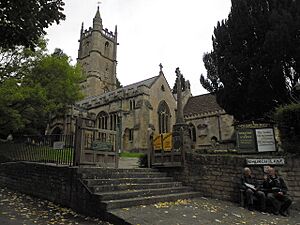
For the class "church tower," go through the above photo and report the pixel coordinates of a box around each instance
[77,7,118,97]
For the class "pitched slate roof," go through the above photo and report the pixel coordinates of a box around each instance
[183,93,223,116]
[122,75,159,90]
[77,75,160,104]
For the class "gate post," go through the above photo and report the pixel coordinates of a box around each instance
[73,118,83,166]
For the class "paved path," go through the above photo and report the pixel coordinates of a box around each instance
[118,157,140,169]
[0,188,111,225]
[1,180,300,225]
[110,197,300,225]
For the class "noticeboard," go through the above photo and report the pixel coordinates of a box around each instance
[255,128,276,152]
[53,141,64,149]
[237,129,256,152]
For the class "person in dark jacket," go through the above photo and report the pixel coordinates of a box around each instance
[263,167,292,216]
[241,167,266,211]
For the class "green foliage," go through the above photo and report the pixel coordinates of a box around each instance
[0,39,47,82]
[119,151,145,158]
[0,78,47,136]
[274,103,300,153]
[0,0,65,50]
[27,52,84,117]
[201,0,300,121]
[0,47,83,136]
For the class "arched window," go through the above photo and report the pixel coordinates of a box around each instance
[97,111,108,129]
[110,113,118,131]
[104,41,110,56]
[129,99,135,110]
[188,123,196,142]
[157,101,171,134]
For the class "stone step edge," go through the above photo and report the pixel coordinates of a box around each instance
[83,177,173,184]
[91,181,182,189]
[80,172,168,178]
[104,192,201,210]
[94,186,193,200]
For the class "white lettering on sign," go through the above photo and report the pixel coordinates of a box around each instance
[246,158,285,165]
[53,141,64,149]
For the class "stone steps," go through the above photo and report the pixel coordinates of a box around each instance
[91,181,183,192]
[81,171,167,179]
[97,187,193,201]
[78,167,200,210]
[102,192,202,210]
[83,177,174,186]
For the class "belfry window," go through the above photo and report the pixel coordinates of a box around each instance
[158,101,171,134]
[104,41,109,56]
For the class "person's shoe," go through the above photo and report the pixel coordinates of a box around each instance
[248,205,254,211]
[280,211,288,217]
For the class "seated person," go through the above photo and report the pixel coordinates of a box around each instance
[263,167,292,216]
[241,167,266,211]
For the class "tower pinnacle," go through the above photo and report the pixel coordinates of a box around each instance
[93,6,102,30]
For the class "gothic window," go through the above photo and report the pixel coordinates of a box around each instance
[157,101,171,134]
[129,99,135,110]
[129,129,134,141]
[110,113,118,131]
[97,111,108,129]
[104,41,110,57]
[188,123,196,142]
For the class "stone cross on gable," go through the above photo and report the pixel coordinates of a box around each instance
[159,63,163,73]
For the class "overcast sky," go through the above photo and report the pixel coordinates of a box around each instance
[46,0,232,96]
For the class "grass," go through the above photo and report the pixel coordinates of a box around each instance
[0,143,74,165]
[119,151,145,158]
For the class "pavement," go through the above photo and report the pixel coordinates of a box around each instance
[0,187,111,225]
[118,157,140,169]
[1,187,300,225]
[110,197,300,225]
[1,157,300,225]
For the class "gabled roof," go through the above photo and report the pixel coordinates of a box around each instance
[77,75,160,104]
[122,75,159,90]
[183,93,223,116]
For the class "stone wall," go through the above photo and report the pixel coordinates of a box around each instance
[0,162,103,217]
[161,153,300,210]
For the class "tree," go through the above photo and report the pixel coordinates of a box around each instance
[26,50,84,118]
[200,0,300,121]
[0,78,47,136]
[0,48,83,136]
[0,0,65,50]
[0,39,47,82]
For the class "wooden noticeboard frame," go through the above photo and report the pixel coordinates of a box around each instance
[235,121,277,154]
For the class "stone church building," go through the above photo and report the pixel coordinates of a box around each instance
[48,7,235,152]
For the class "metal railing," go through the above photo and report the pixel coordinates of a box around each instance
[0,134,75,166]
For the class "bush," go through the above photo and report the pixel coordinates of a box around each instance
[274,103,300,154]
